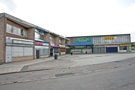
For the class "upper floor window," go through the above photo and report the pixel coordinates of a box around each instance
[35,29,44,40]
[6,24,27,37]
[50,37,53,41]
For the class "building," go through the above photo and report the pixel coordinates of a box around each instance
[67,34,131,54]
[0,13,69,64]
[0,13,35,64]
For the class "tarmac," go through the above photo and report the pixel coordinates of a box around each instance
[0,53,135,75]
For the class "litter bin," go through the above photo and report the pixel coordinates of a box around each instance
[71,52,73,55]
[86,51,87,54]
[54,54,58,59]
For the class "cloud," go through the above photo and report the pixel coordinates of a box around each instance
[0,0,17,13]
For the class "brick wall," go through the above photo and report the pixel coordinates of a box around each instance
[44,33,50,42]
[69,38,73,44]
[0,16,6,64]
[55,36,59,44]
[12,56,33,62]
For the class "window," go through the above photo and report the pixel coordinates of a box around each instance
[54,48,59,53]
[40,49,49,55]
[35,31,44,40]
[6,24,27,37]
[120,46,127,50]
[50,37,53,41]
[6,24,12,33]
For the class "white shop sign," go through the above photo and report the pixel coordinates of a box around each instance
[106,44,118,47]
[13,40,33,45]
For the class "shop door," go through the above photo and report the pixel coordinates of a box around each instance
[36,50,40,59]
[66,48,70,54]
[50,48,53,56]
[6,46,12,63]
[106,47,118,53]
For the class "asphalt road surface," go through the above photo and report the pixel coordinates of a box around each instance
[0,56,135,90]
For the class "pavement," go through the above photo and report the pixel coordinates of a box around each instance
[0,56,56,75]
[0,53,135,75]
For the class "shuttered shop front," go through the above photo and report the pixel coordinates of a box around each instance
[6,37,34,62]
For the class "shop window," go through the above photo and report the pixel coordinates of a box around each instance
[120,46,127,50]
[40,49,49,55]
[54,48,59,53]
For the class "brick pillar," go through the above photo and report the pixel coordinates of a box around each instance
[61,39,65,45]
[44,33,50,42]
[44,33,50,56]
[55,36,59,45]
[27,28,35,59]
[0,16,6,64]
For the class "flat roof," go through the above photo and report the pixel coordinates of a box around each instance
[66,33,130,38]
[0,13,69,40]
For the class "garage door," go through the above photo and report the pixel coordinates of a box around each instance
[106,47,118,53]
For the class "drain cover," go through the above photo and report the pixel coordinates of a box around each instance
[55,73,75,77]
[114,61,121,62]
[95,56,102,57]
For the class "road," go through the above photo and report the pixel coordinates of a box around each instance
[0,54,135,90]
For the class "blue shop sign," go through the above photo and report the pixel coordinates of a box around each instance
[35,40,49,47]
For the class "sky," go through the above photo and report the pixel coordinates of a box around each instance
[0,0,135,42]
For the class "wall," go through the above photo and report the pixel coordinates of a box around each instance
[27,28,35,59]
[44,33,50,42]
[0,16,6,64]
[55,36,59,44]
[12,56,33,62]
[93,35,131,45]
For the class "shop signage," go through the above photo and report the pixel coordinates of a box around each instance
[59,45,66,48]
[75,37,91,42]
[104,36,114,40]
[35,41,49,47]
[13,40,33,45]
[50,41,59,47]
[106,44,117,47]
[119,44,130,46]
[94,45,105,47]
[6,43,33,47]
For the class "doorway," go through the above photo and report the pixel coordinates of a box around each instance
[36,50,40,59]
[50,47,53,56]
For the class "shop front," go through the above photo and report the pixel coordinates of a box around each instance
[35,40,49,59]
[119,44,130,52]
[59,45,66,55]
[106,44,118,53]
[93,45,105,53]
[6,37,34,63]
[70,37,93,54]
[50,41,59,56]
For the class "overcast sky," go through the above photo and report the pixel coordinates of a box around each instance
[0,0,135,42]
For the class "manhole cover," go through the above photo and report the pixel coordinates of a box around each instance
[55,73,75,77]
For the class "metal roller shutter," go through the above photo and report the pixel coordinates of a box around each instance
[106,47,118,53]
[12,47,23,57]
[94,47,99,53]
[100,47,105,53]
[24,47,33,56]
